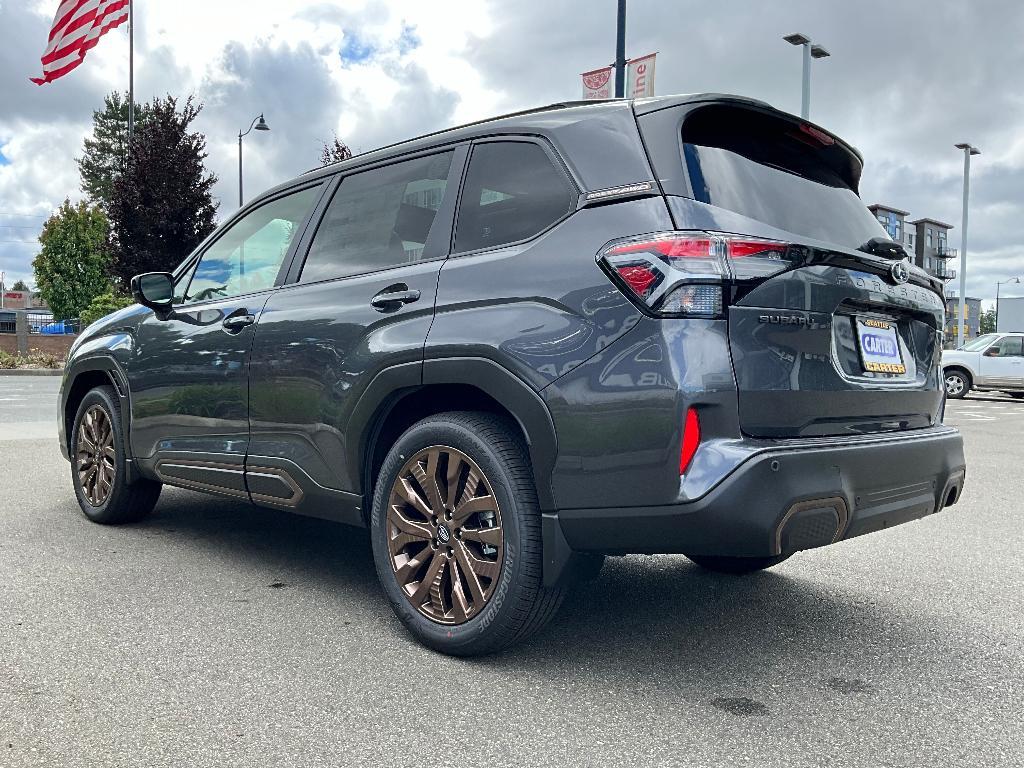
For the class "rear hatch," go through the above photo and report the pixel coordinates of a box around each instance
[636,99,946,438]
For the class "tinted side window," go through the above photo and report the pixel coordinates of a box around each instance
[300,152,454,283]
[454,142,574,253]
[185,185,321,303]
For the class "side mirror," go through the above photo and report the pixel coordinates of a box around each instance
[984,347,1000,357]
[130,272,174,314]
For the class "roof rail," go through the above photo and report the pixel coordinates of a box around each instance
[304,101,585,175]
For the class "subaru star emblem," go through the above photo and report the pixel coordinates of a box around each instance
[890,259,911,285]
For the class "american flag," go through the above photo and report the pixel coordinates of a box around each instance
[31,0,129,85]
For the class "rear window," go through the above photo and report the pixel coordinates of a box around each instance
[681,105,886,248]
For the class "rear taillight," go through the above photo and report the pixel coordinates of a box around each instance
[600,231,796,316]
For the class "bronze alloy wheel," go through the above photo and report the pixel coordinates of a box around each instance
[77,404,116,507]
[386,445,504,625]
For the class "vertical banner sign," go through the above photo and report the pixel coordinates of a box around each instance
[581,66,613,100]
[626,52,657,98]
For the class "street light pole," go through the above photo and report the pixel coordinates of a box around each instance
[614,0,626,98]
[783,33,830,119]
[996,277,1021,333]
[954,142,980,348]
[801,40,810,118]
[238,113,270,208]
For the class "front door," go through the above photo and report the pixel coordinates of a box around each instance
[127,183,324,496]
[246,148,463,521]
[978,335,1024,388]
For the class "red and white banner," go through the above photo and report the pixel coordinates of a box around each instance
[626,52,656,99]
[581,66,613,100]
[581,53,656,100]
[31,0,129,85]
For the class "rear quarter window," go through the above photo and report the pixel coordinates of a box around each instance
[454,141,575,253]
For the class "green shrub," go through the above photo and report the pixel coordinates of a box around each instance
[81,290,133,328]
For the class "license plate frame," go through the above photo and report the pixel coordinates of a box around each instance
[855,317,906,375]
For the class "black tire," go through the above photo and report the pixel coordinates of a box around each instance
[70,386,161,525]
[944,369,969,399]
[370,411,564,656]
[686,553,792,574]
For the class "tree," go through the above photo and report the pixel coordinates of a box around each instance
[80,289,133,327]
[32,200,112,320]
[77,92,151,212]
[107,95,218,287]
[979,308,997,334]
[320,134,353,167]
[11,279,29,291]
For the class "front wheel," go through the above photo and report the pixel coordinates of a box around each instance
[70,386,161,524]
[944,370,969,399]
[370,411,564,656]
[686,553,792,574]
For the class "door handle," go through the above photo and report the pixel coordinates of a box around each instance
[222,313,256,332]
[370,285,421,312]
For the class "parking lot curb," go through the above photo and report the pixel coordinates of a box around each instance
[0,368,64,376]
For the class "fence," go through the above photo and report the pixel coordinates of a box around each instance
[24,310,80,335]
[0,310,79,358]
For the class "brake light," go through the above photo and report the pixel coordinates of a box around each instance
[800,123,836,146]
[679,407,700,474]
[600,231,795,316]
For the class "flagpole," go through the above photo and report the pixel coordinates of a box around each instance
[128,0,134,141]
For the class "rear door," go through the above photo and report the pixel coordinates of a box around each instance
[245,147,465,516]
[978,335,1024,387]
[638,100,946,437]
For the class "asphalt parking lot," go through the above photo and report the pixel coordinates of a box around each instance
[1,377,1021,767]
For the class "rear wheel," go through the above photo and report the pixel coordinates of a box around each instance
[370,411,564,656]
[70,386,161,524]
[944,369,969,399]
[686,553,792,574]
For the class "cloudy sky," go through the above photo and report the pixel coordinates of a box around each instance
[1,0,1022,303]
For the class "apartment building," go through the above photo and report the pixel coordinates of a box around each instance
[867,204,957,283]
[944,295,982,343]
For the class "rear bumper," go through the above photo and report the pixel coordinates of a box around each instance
[543,425,965,582]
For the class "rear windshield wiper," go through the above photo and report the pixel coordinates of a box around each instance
[857,237,908,260]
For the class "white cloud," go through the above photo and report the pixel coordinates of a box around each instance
[0,0,499,284]
[1,0,1022,304]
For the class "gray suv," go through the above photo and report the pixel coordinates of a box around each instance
[59,94,966,655]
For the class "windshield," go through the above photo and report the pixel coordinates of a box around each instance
[959,334,999,351]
